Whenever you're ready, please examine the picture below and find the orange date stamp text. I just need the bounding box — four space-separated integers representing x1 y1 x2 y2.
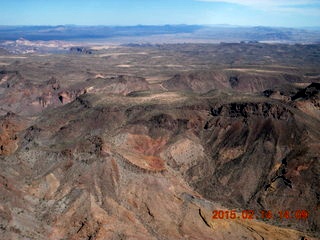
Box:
212 209 309 221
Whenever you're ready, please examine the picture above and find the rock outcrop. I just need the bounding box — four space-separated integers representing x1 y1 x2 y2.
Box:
163 70 305 93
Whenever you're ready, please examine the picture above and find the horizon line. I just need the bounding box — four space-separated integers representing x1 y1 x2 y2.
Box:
1 24 320 29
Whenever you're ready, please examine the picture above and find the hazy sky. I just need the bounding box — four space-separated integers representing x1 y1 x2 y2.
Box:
1 0 320 27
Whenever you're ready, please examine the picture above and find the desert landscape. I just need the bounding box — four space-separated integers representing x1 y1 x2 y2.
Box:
0 27 319 239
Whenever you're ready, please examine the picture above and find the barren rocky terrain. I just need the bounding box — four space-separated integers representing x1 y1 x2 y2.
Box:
0 43 319 239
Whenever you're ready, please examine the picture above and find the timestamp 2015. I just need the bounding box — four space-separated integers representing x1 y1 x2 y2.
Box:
212 209 309 221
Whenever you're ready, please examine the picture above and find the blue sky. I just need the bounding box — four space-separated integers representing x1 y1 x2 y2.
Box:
1 0 319 27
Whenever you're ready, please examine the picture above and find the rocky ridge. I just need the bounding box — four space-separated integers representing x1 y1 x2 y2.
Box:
0 88 319 239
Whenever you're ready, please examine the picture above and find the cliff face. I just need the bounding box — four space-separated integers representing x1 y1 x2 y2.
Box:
163 70 305 93
0 70 149 116
188 101 319 232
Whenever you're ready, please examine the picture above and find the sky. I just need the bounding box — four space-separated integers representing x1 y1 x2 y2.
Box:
0 0 319 27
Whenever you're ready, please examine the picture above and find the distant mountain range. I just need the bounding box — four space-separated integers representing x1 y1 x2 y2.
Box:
0 25 320 43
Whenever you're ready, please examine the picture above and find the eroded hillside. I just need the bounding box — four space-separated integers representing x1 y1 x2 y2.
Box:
0 43 319 239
